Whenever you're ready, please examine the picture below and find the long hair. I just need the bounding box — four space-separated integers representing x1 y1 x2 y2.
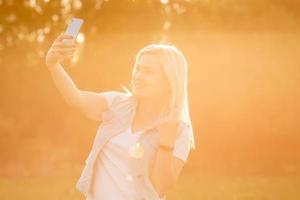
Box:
121 44 196 150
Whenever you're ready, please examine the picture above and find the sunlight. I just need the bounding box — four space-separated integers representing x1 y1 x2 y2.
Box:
173 2 186 15
128 142 144 159
43 25 50 34
160 0 169 5
17 33 25 40
6 13 16 23
73 0 82 10
27 31 36 43
126 174 133 182
163 20 171 31
76 32 85 44
2 1 300 199
37 33 45 44
29 0 36 8
51 14 59 22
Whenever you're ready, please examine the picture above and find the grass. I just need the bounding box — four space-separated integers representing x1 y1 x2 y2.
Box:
169 173 300 200
0 173 299 200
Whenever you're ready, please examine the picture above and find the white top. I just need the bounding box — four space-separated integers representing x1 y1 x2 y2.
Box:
87 91 191 200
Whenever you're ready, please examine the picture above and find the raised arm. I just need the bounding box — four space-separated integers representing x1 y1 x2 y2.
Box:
45 34 109 122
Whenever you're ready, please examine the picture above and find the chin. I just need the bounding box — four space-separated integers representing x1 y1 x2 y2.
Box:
132 88 152 99
132 90 147 99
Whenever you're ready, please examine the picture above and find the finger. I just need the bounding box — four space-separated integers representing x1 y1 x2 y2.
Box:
52 51 74 60
58 52 75 57
55 33 74 42
51 46 77 52
61 54 75 61
50 50 64 58
49 52 72 62
58 33 74 42
52 41 76 48
54 41 76 46
52 48 76 55
62 39 76 46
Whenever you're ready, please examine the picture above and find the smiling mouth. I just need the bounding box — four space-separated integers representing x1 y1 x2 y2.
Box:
134 83 144 88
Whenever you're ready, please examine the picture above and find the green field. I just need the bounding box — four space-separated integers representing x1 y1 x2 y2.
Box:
1 174 299 200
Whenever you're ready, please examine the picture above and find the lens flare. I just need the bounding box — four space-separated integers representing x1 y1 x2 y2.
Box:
76 32 85 44
128 142 144 159
160 0 169 5
126 174 133 181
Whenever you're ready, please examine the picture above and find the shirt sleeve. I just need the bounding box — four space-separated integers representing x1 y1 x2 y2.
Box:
172 124 191 163
99 91 120 108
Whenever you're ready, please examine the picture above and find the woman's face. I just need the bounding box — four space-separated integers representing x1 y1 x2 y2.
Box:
131 54 170 99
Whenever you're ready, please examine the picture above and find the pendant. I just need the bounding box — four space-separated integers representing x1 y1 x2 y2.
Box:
128 142 144 159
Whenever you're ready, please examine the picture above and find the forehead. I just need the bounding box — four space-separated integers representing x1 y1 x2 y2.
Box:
136 54 161 71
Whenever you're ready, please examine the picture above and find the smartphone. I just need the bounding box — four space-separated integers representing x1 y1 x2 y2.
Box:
63 17 84 45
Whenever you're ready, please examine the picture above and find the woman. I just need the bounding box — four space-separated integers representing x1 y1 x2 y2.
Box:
46 33 196 200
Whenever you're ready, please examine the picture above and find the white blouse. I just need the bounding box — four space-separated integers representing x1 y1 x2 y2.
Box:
87 91 191 200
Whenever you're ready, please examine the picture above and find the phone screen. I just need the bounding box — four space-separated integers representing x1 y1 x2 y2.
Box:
65 18 84 38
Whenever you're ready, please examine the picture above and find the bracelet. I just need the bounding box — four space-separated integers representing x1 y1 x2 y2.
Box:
158 144 174 152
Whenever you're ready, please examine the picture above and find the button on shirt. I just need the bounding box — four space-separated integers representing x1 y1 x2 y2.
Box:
89 127 142 200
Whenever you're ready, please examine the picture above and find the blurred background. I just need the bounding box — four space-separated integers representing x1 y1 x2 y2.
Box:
0 0 300 199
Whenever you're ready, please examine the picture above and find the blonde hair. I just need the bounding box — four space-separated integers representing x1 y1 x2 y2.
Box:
121 44 195 150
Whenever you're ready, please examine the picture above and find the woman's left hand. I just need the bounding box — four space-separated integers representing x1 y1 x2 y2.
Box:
156 120 180 146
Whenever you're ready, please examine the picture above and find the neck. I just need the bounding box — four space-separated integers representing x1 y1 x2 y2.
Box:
135 95 168 119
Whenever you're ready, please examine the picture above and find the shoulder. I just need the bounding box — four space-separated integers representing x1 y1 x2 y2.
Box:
173 121 192 163
177 121 191 139
99 91 131 106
